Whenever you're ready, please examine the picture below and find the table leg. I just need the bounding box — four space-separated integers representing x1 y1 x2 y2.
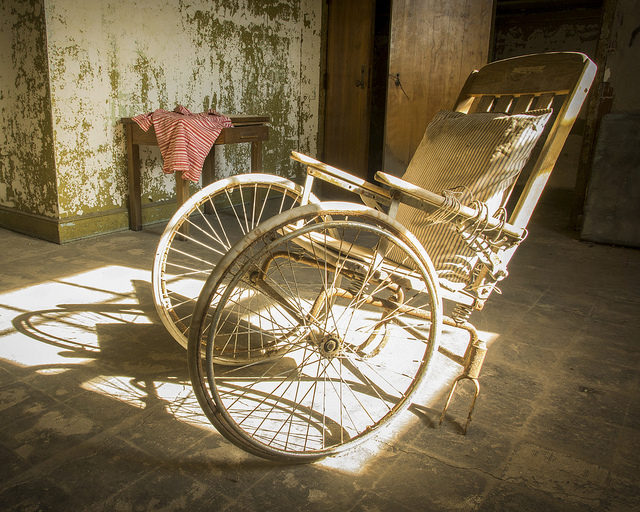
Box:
126 124 143 231
203 146 216 215
251 140 263 171
175 173 190 236
202 146 216 187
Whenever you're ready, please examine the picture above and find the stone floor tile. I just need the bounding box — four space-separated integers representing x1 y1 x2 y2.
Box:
484 332 560 377
477 481 603 512
588 297 640 325
0 381 61 432
42 435 157 510
505 305 585 350
19 365 98 404
63 386 169 433
116 405 217 460
0 400 103 468
0 476 74 512
572 329 640 371
535 288 599 315
501 442 609 505
0 361 18 385
226 462 368 512
466 361 545 433
525 407 620 467
611 425 640 480
400 411 513 477
544 378 634 428
370 448 488 511
470 299 532 336
604 474 640 512
0 443 33 487
557 354 637 393
100 465 232 512
348 491 414 512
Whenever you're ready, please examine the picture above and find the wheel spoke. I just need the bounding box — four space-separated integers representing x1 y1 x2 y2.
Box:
153 176 309 350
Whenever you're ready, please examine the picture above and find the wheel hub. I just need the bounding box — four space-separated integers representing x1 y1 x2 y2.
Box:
318 335 342 358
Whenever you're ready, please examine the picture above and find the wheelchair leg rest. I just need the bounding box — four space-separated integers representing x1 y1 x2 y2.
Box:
439 375 481 435
439 333 487 434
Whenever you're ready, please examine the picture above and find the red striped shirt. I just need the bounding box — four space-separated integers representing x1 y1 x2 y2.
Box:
133 106 232 182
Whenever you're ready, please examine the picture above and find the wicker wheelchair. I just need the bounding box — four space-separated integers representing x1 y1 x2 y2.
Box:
152 52 596 462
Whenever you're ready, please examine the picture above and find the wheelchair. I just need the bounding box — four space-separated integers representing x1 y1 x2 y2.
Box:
152 52 596 462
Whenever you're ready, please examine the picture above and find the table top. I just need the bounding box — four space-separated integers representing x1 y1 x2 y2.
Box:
121 114 270 127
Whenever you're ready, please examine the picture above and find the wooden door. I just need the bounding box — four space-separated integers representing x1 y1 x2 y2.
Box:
384 0 494 175
323 0 376 180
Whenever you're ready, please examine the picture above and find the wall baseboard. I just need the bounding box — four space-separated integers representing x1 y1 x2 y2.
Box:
0 205 61 243
0 200 177 244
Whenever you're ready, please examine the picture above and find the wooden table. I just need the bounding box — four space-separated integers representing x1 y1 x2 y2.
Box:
121 115 269 231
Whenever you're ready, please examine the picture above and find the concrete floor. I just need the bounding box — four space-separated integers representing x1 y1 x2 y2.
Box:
0 191 639 511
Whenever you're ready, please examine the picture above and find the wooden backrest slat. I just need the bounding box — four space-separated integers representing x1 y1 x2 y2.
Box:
511 94 534 113
532 93 555 110
474 95 495 113
492 96 514 113
454 52 586 97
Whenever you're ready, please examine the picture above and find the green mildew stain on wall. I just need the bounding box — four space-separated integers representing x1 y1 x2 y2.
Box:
180 1 316 182
246 0 300 21
140 146 175 203
1 0 320 240
133 52 168 110
0 0 58 218
237 27 298 178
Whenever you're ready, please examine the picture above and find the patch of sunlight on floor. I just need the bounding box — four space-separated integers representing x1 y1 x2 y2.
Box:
0 263 502 474
81 376 213 428
0 265 151 368
319 329 500 474
0 263 215 431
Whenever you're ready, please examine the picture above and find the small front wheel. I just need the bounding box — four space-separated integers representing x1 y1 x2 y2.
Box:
152 174 317 349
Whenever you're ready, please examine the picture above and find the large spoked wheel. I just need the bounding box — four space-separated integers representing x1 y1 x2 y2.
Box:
188 202 442 462
152 174 318 349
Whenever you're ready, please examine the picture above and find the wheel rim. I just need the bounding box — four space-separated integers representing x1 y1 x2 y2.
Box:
197 209 441 460
152 174 314 350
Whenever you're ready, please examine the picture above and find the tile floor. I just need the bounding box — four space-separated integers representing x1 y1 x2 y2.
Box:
0 191 638 511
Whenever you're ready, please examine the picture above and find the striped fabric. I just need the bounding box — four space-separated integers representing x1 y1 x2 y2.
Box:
388 109 551 287
133 106 232 182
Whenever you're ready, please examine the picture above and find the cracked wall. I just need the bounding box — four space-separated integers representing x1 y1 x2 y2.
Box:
1 0 322 242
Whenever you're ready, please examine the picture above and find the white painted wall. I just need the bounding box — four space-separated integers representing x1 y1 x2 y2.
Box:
42 0 322 218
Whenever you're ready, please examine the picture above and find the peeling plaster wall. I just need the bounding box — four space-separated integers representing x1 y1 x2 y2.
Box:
44 0 322 233
0 0 57 219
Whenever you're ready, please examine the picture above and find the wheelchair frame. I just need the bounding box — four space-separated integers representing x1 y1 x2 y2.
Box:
152 52 596 462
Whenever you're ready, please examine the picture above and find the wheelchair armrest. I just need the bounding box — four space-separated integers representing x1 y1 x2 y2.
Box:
375 171 525 241
291 151 391 208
